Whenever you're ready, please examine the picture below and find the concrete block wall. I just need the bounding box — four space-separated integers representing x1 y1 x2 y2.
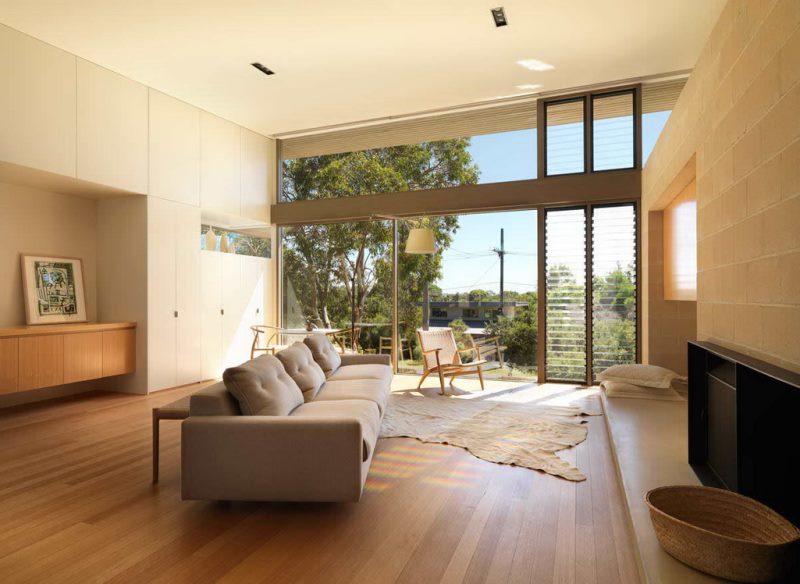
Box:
643 0 800 373
646 211 697 376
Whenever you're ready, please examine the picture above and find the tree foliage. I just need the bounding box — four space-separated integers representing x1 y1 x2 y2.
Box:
282 140 479 329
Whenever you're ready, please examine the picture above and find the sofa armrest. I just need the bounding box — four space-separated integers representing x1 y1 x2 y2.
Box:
181 415 366 502
339 353 391 366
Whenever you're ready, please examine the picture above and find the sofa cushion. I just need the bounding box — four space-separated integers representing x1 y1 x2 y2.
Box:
275 342 326 402
303 334 342 377
315 379 390 414
290 399 380 462
222 355 304 416
328 363 392 384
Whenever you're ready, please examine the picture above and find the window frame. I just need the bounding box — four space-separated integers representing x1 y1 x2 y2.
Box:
538 85 642 179
591 89 638 173
539 200 640 384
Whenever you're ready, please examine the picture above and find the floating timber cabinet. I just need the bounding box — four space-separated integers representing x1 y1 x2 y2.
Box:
0 322 136 393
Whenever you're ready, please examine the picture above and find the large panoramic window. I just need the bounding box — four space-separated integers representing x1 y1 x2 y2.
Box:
470 129 537 183
282 220 392 351
397 210 538 380
281 129 537 204
281 210 539 381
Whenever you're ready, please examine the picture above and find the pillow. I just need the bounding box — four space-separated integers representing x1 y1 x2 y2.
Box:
303 334 342 377
275 342 326 402
601 380 684 401
597 364 683 389
222 354 303 416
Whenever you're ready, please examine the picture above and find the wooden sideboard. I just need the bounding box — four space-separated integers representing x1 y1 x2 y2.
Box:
0 322 136 393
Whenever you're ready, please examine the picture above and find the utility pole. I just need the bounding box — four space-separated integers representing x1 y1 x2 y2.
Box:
493 228 506 316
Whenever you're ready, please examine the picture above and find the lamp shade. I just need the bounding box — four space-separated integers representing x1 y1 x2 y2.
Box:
405 228 436 254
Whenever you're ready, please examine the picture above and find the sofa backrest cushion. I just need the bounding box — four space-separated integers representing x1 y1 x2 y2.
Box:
275 342 326 401
222 354 304 416
303 334 342 377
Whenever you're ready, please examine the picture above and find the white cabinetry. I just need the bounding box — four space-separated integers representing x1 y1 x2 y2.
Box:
201 112 241 216
149 90 201 206
148 197 201 391
0 25 76 176
240 128 272 222
76 59 148 193
200 251 267 379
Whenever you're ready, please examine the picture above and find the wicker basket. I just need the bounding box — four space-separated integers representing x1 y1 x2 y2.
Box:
646 485 800 583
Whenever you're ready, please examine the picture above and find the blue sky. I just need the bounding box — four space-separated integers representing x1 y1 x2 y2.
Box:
435 111 670 294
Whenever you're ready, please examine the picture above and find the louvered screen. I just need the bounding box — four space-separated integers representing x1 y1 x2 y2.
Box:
591 204 637 379
545 99 585 176
592 92 634 171
280 79 686 160
545 207 587 383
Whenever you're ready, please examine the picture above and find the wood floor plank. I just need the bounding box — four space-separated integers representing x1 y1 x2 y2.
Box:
0 381 640 584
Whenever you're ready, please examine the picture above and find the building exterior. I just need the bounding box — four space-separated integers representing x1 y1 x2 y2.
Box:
427 301 528 332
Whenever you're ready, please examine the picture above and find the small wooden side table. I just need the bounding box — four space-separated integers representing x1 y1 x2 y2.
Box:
152 396 191 483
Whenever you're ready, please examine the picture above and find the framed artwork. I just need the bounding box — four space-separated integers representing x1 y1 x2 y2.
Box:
20 255 87 325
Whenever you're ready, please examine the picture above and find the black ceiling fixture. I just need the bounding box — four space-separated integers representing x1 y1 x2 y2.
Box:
251 62 275 76
491 7 507 27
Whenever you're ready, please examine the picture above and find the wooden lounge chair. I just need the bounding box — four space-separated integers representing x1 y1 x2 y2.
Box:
326 326 361 353
379 336 412 361
416 328 488 394
467 333 506 368
250 325 282 359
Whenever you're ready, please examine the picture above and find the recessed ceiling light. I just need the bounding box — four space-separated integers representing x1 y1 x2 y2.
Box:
516 84 543 91
516 59 554 72
491 7 508 27
251 62 275 76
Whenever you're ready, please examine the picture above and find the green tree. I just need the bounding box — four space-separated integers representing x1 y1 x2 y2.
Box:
485 298 538 373
467 289 494 302
282 140 479 331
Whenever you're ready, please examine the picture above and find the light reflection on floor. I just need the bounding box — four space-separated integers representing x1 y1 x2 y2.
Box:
365 376 598 493
364 440 485 493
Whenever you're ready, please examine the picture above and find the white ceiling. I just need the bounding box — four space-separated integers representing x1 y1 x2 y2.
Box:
0 0 725 137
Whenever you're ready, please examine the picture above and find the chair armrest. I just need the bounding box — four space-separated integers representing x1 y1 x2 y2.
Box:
420 347 442 355
182 416 366 501
339 353 391 366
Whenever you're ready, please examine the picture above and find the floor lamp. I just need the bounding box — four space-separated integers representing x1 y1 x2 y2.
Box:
405 227 436 331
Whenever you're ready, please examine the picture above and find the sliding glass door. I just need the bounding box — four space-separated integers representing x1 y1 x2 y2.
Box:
281 220 392 351
397 210 538 381
280 203 636 385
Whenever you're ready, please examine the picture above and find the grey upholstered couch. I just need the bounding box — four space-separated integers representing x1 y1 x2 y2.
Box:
181 334 392 502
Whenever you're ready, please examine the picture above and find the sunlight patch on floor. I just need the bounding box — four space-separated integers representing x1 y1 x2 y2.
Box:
390 373 600 409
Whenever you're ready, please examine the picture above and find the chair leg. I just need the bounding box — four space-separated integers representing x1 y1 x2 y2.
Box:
477 365 485 390
417 370 431 389
437 369 446 395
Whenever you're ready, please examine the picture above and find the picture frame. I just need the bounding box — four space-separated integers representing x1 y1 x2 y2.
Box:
20 254 88 325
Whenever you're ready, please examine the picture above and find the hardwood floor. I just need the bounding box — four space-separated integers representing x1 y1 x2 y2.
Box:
0 378 640 583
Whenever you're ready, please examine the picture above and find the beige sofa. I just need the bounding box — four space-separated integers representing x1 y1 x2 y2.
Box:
181 335 392 502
